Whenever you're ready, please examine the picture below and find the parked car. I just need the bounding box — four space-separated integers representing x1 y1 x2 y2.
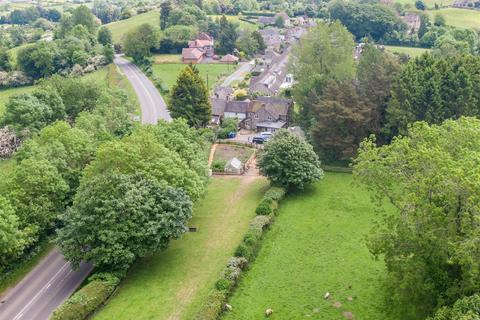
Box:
260 132 273 141
252 136 266 144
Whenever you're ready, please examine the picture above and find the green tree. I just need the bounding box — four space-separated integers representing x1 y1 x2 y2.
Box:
160 0 172 30
434 13 446 27
17 41 59 79
169 65 211 128
1 90 65 134
97 26 112 45
0 196 28 270
123 23 159 64
0 47 12 71
57 172 193 271
103 44 114 63
9 158 69 237
428 294 480 320
353 117 480 319
71 5 97 34
415 0 426 10
258 130 323 190
16 121 94 198
83 126 207 201
290 21 355 132
275 15 285 28
216 15 237 54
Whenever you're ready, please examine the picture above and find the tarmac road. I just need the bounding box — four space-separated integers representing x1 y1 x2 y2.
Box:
0 249 93 320
114 55 172 123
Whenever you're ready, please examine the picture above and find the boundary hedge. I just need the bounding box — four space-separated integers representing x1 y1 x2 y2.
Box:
50 273 120 320
194 186 286 320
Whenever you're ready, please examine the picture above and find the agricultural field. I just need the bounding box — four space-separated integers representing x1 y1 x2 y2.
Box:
393 0 454 8
94 176 269 320
384 45 431 57
426 8 480 29
214 144 255 163
106 10 159 43
224 173 394 320
152 63 236 92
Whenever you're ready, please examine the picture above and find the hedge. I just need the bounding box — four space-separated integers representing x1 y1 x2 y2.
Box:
193 187 285 320
50 273 120 320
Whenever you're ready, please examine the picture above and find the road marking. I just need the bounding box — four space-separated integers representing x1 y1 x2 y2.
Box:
12 262 70 320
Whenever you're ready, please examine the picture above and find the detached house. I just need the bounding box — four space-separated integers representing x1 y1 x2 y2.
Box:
182 32 214 63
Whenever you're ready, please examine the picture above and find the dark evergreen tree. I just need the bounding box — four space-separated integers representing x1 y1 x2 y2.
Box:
169 65 211 127
216 15 237 54
160 1 172 31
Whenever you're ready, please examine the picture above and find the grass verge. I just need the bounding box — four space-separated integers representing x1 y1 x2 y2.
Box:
223 173 394 320
93 176 269 320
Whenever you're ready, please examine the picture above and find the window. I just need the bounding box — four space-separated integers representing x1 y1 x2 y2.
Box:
267 115 273 121
254 114 259 119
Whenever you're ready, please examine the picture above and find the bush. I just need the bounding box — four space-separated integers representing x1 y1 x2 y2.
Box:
255 199 272 215
50 273 119 320
264 187 286 202
194 290 227 320
211 159 226 172
234 243 252 259
215 278 232 291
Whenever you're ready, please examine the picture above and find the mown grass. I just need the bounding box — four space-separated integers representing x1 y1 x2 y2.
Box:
209 14 259 31
152 63 235 92
384 45 431 57
94 176 269 320
426 8 480 29
393 0 454 8
223 173 394 320
106 10 159 43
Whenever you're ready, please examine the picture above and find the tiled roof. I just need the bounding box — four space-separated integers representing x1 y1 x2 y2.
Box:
182 47 203 60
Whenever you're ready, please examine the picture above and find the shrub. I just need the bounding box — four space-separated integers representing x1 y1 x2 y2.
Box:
264 187 286 202
50 274 119 320
234 243 252 259
194 290 227 320
215 278 231 291
211 159 226 172
255 199 272 215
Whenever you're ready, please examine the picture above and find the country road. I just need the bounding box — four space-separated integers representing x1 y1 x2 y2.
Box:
0 249 93 320
114 55 172 123
0 58 172 320
221 60 254 87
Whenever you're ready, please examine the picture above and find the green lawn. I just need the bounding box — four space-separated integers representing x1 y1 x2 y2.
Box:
152 63 236 92
426 8 480 29
224 173 394 320
384 45 431 57
393 0 454 8
106 10 159 43
94 176 269 320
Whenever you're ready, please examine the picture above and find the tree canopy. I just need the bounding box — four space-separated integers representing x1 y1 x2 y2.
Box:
258 130 323 190
354 117 480 319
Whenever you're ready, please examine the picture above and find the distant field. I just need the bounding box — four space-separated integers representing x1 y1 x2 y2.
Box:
94 177 269 320
152 63 235 92
393 0 454 8
106 10 159 43
426 8 480 29
224 173 394 320
153 54 182 64
384 45 431 57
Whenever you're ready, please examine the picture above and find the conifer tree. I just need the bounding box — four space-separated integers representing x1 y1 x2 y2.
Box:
169 65 211 127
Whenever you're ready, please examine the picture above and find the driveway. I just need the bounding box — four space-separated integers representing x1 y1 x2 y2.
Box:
114 55 172 124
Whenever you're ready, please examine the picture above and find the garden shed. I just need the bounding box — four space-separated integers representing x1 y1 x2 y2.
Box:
225 157 243 174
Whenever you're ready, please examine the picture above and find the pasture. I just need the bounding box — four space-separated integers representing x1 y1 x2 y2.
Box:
223 173 394 320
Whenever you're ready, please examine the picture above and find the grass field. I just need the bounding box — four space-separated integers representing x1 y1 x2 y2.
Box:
94 176 269 320
152 63 235 92
224 173 394 320
426 8 480 29
106 10 159 43
153 53 182 64
384 45 431 57
393 0 454 8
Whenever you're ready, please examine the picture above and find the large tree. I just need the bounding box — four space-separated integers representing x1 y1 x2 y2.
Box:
216 15 238 54
160 0 172 31
384 54 480 138
169 65 211 128
258 130 323 190
123 23 159 64
0 196 28 270
57 172 193 271
97 26 112 46
290 21 355 132
354 117 480 319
